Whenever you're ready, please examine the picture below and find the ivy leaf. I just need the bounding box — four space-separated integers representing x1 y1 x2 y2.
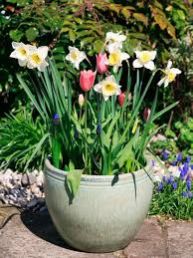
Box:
9 29 23 41
66 169 82 198
25 28 39 41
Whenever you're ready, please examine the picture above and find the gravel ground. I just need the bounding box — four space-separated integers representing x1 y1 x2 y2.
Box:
0 169 46 213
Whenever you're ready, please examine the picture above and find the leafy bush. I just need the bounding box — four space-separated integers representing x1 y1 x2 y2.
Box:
0 107 49 171
175 118 193 155
168 23 193 119
150 119 193 159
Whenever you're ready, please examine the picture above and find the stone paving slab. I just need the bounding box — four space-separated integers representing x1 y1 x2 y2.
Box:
0 211 193 258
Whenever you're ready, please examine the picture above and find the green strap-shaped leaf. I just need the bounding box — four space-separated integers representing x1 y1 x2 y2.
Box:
66 169 82 198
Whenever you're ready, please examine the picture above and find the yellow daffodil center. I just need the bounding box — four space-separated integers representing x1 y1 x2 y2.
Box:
31 54 42 65
109 52 121 66
167 71 176 82
19 47 27 56
140 51 152 63
102 82 117 96
70 51 78 61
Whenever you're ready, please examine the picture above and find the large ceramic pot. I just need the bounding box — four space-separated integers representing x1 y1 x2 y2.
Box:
44 159 154 253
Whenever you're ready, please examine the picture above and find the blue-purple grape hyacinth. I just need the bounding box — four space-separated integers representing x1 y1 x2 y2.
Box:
154 151 193 198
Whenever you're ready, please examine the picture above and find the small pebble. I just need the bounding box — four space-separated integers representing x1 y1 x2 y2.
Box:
21 174 29 186
27 198 38 208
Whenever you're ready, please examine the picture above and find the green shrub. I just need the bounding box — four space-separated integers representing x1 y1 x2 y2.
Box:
0 107 49 171
175 118 193 155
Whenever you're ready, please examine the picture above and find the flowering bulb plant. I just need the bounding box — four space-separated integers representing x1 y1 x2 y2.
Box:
11 32 181 196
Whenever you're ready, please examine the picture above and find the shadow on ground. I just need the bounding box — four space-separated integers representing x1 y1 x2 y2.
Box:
20 210 74 250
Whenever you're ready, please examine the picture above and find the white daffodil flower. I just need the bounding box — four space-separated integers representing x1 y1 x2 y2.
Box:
27 46 49 72
158 60 181 88
107 49 130 72
94 75 121 101
66 46 86 70
133 50 157 71
105 32 126 52
10 42 36 67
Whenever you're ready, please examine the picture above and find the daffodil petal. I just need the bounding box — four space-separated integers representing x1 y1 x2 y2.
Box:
10 50 17 59
157 77 165 87
133 59 143 68
38 61 49 72
144 61 155 71
38 46 49 59
107 75 116 83
12 42 21 49
94 83 102 92
18 59 27 67
164 80 169 88
150 51 157 60
135 51 141 59
121 52 130 60
171 68 181 75
167 60 173 69
104 95 109 101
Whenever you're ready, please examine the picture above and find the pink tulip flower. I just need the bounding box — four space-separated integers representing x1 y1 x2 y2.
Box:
96 53 108 74
79 70 96 92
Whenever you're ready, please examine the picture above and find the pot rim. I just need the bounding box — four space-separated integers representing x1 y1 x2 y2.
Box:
44 154 154 184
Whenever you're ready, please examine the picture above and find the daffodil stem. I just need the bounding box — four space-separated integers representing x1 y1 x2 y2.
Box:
119 70 158 144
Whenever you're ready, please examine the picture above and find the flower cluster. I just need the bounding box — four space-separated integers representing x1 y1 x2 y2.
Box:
10 31 182 178
10 42 49 71
154 152 193 199
62 32 181 102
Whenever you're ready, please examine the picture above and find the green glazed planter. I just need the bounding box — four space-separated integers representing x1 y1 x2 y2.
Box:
44 159 154 253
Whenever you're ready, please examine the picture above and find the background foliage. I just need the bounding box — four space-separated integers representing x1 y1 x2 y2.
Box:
0 0 191 112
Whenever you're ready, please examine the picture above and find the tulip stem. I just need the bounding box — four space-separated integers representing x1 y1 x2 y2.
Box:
84 92 89 173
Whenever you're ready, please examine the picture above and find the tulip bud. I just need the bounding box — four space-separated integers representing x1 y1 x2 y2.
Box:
96 53 108 74
78 94 85 107
79 70 96 92
118 92 126 107
143 107 151 121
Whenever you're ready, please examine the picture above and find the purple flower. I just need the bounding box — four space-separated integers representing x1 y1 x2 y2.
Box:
186 179 192 191
186 156 191 163
157 182 164 192
171 160 177 166
162 176 167 182
188 192 193 198
172 182 178 190
182 191 188 198
180 162 189 180
162 150 169 161
96 124 102 135
53 113 60 125
167 175 174 185
176 153 182 162
191 164 193 170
